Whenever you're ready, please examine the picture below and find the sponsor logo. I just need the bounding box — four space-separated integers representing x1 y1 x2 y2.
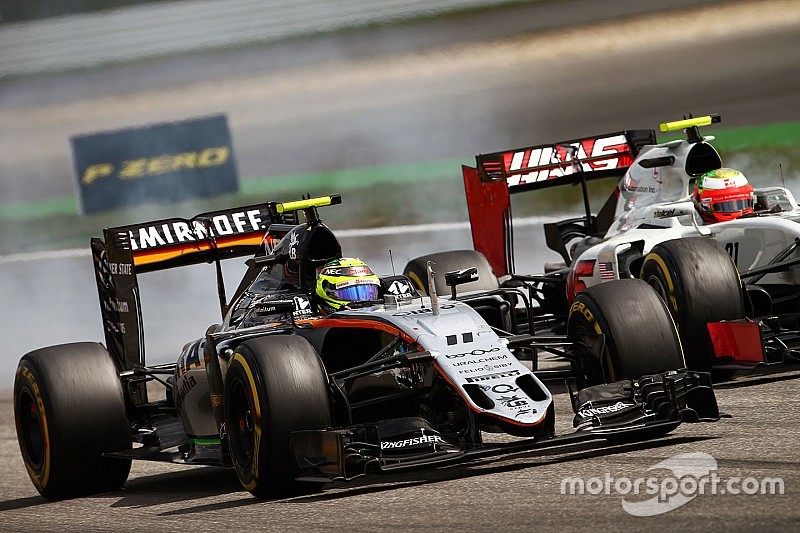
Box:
654 208 676 218
465 369 520 383
102 299 130 313
481 383 519 394
498 394 529 409
446 347 501 359
452 354 509 367
387 279 414 298
335 278 379 289
459 364 493 374
109 262 133 276
293 296 313 317
81 147 230 185
126 208 266 251
288 231 300 260
381 428 444 450
570 301 595 323
392 304 456 317
175 374 197 411
577 401 634 419
504 135 631 187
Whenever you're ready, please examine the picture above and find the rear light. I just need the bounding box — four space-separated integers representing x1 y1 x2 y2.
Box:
567 259 595 303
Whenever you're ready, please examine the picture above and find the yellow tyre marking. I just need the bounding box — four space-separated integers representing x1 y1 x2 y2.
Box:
406 271 427 295
644 252 679 312
663 308 688 368
644 252 688 366
570 300 615 382
232 352 262 491
18 365 51 491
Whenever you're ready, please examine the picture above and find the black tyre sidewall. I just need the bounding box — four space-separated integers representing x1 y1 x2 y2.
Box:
568 279 686 386
640 238 745 372
224 335 332 497
13 343 131 500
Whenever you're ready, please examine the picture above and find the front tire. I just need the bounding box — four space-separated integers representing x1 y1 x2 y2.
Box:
224 335 332 498
568 279 685 387
14 343 131 500
640 238 745 373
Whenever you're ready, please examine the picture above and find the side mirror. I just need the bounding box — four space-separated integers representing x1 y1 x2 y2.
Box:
444 267 479 300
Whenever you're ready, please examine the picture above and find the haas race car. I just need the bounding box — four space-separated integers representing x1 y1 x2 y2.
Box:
14 195 719 500
433 114 800 379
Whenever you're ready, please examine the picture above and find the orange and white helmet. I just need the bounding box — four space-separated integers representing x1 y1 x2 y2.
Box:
692 168 754 223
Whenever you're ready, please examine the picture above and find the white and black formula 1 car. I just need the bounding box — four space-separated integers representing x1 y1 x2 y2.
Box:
14 195 718 500
428 114 800 379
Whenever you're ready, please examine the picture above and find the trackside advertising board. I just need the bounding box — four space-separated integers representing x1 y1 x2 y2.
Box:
71 114 238 214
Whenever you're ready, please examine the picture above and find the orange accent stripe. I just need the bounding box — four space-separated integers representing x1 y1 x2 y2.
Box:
307 317 417 344
132 234 264 266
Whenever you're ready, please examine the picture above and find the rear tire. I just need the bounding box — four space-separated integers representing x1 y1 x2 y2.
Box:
224 335 332 498
14 343 131 500
403 250 499 295
640 238 745 374
568 279 685 387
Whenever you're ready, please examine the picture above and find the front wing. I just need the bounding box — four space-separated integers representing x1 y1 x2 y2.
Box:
291 369 719 482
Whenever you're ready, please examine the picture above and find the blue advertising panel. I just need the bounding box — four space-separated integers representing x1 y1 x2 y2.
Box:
71 114 238 214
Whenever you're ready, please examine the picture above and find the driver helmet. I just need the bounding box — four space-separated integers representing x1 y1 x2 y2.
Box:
692 168 755 223
315 257 381 313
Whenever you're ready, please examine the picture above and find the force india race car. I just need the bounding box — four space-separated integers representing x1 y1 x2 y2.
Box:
14 195 719 500
435 114 800 379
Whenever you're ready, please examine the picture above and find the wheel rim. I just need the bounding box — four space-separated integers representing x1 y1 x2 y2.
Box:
227 377 255 467
570 323 610 385
17 388 45 471
645 275 669 306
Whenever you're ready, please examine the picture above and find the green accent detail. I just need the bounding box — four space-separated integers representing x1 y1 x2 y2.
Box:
0 196 78 220
188 436 221 446
240 158 469 196
658 121 800 149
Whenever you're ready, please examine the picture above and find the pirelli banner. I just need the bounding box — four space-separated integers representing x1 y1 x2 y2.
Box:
70 114 238 214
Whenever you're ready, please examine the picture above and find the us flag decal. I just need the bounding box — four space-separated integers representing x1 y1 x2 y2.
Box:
598 262 615 280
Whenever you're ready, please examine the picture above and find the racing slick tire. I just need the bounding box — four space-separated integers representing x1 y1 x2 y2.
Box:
567 278 685 388
14 342 132 500
403 250 499 296
224 335 332 498
640 238 745 376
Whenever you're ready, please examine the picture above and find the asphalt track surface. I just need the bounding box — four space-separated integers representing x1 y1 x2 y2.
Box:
2 1 800 530
1 370 799 531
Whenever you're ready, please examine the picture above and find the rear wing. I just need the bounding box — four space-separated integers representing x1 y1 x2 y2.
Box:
475 130 654 193
464 130 655 276
91 195 340 373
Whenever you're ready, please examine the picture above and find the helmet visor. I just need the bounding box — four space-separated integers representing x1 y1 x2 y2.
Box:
711 198 753 213
331 283 380 302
